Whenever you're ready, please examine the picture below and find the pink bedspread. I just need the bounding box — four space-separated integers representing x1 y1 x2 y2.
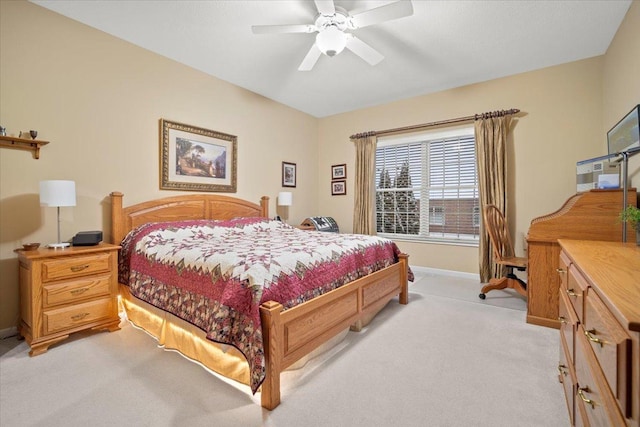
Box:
118 217 410 393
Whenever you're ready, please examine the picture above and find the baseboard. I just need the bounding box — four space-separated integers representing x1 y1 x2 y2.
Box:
410 265 480 281
0 326 18 340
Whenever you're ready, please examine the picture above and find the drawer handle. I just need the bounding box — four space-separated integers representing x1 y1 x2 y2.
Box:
557 364 568 377
577 387 596 409
558 316 567 324
70 312 90 321
584 329 604 347
556 268 566 274
566 288 579 297
70 264 90 272
70 288 89 295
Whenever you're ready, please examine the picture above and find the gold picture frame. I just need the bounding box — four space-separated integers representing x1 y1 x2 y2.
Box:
160 119 237 192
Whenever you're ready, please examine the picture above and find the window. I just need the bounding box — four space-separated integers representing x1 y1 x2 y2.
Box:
472 206 480 228
429 206 445 226
375 127 479 244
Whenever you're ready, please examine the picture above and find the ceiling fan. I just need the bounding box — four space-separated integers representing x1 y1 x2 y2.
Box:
251 0 414 71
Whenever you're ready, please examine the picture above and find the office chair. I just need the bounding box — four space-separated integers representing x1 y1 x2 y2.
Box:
478 204 527 300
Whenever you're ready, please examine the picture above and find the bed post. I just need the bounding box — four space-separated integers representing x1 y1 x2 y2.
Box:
260 196 269 218
399 253 409 305
110 192 124 245
259 300 283 410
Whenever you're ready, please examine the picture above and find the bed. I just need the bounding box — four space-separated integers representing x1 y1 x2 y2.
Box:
111 191 410 409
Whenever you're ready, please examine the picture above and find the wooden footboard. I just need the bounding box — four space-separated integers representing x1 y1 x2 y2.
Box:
260 253 409 409
110 191 409 410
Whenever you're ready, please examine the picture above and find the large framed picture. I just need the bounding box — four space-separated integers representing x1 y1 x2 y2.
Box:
331 180 346 196
331 164 347 180
607 104 640 155
160 119 237 192
282 161 296 187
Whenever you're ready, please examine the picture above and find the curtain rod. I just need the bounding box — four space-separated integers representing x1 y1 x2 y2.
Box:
349 108 520 140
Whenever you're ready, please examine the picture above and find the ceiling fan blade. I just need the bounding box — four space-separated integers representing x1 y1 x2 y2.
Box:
345 35 384 66
314 0 335 16
252 24 316 34
298 44 322 71
350 0 414 28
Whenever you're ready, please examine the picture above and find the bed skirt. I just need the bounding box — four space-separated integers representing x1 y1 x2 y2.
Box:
119 284 251 385
119 284 351 390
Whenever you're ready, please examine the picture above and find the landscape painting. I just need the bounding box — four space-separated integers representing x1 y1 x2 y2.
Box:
160 119 237 192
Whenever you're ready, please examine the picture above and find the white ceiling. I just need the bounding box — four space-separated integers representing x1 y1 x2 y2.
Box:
31 0 631 118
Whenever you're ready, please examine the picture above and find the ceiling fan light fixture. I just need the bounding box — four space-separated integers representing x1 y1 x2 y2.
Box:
316 26 346 57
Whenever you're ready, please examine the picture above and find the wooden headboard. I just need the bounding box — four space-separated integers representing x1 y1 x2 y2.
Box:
110 192 269 245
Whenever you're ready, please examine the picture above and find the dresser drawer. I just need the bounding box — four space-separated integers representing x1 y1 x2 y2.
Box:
558 251 571 291
43 297 116 334
559 335 576 426
43 275 112 307
583 288 632 417
41 253 111 282
574 397 589 427
567 265 589 322
575 325 626 427
559 289 578 365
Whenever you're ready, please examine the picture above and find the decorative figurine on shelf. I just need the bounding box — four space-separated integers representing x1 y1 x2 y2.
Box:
29 130 38 140
0 126 6 136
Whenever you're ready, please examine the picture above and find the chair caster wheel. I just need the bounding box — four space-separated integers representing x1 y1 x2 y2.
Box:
479 293 486 300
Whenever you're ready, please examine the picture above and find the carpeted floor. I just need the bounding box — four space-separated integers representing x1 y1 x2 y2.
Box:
0 268 567 427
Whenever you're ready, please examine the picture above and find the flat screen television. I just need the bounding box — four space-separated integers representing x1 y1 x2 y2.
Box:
607 104 640 155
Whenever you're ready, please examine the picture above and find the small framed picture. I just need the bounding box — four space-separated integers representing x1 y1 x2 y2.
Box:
331 164 347 180
282 161 296 187
331 180 346 196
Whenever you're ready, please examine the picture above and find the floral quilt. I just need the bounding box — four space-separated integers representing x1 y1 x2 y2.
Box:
118 217 410 393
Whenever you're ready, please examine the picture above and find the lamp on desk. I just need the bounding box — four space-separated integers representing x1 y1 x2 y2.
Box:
277 191 292 223
40 180 76 248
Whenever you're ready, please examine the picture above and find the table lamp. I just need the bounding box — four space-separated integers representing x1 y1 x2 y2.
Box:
278 191 292 223
40 180 76 248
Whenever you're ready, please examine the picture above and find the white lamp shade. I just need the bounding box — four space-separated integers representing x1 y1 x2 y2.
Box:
40 180 76 207
278 192 293 206
316 26 347 57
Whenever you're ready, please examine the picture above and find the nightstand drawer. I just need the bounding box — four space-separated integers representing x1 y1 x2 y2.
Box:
43 298 116 334
42 253 111 282
43 275 112 307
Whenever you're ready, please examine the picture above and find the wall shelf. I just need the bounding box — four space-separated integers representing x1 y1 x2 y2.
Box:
0 135 50 159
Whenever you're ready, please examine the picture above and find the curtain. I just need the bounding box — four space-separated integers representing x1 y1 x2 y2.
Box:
352 133 377 235
475 113 513 283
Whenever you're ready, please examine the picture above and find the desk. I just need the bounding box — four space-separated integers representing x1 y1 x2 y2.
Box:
526 189 636 328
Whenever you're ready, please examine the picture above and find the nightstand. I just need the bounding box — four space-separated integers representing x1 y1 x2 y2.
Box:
16 243 121 356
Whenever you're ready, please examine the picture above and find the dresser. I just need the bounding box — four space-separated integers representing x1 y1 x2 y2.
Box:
526 189 636 329
557 239 640 426
17 243 121 356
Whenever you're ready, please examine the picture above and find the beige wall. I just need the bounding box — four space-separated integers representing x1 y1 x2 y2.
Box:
1 1 638 331
318 57 605 270
0 1 318 330
318 1 639 272
603 0 640 190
